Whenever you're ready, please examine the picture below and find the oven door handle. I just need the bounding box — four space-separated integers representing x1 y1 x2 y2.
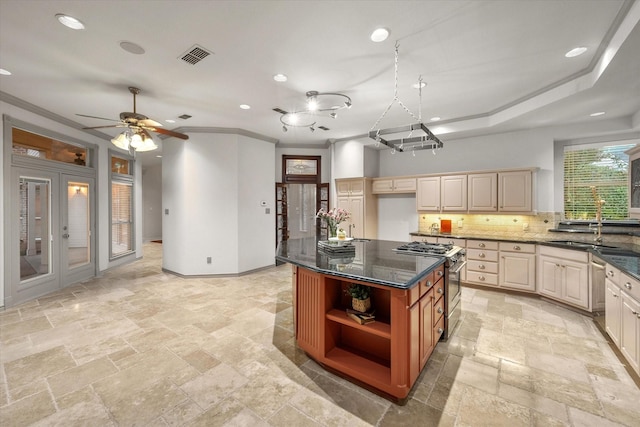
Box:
450 260 467 274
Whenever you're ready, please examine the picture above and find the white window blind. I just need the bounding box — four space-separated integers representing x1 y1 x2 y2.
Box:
111 181 132 256
563 142 635 220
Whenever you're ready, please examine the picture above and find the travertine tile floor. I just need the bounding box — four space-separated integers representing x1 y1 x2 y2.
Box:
1 242 640 426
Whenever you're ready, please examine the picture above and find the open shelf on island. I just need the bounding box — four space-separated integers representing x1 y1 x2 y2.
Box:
324 346 391 386
326 309 391 339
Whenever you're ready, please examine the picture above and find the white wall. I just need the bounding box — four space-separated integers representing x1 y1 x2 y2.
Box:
162 131 275 275
142 164 162 242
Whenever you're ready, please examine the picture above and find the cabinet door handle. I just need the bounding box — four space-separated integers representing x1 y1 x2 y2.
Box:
632 310 639 315
625 283 632 290
513 245 521 250
479 253 485 258
437 307 443 314
479 243 485 248
479 264 485 270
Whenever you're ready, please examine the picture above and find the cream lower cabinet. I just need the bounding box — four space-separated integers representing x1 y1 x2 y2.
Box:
499 242 536 292
335 178 377 239
465 240 499 286
537 246 589 310
620 291 640 374
605 276 622 347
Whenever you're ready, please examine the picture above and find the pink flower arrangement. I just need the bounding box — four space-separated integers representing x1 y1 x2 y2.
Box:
316 207 351 226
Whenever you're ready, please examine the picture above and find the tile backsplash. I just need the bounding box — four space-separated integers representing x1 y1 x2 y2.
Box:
417 212 636 246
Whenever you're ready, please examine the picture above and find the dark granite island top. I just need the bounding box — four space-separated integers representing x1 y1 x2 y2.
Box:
276 237 446 290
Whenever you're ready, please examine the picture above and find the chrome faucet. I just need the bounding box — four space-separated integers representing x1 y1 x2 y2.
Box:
590 186 605 245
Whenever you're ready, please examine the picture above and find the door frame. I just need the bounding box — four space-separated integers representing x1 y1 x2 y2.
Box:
3 115 99 308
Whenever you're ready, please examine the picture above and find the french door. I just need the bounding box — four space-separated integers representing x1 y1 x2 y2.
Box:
7 167 95 306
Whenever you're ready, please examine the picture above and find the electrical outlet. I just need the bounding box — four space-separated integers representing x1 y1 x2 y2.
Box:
457 220 463 228
206 257 212 264
523 223 529 231
164 208 169 215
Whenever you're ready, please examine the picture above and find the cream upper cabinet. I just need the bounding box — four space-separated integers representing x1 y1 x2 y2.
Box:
334 178 377 239
336 179 364 197
441 175 467 211
372 177 416 194
498 170 532 212
468 172 498 212
416 177 441 211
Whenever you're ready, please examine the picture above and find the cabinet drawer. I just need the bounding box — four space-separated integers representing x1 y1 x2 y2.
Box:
433 315 445 341
538 245 588 263
467 240 499 250
606 263 621 286
467 248 499 262
434 296 445 321
498 242 536 253
466 259 498 274
419 271 435 298
433 282 445 302
466 270 499 286
437 237 466 247
620 272 640 302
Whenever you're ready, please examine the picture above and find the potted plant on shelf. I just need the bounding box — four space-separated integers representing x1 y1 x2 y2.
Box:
345 283 372 313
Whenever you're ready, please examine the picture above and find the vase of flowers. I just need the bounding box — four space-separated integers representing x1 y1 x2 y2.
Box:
316 207 351 239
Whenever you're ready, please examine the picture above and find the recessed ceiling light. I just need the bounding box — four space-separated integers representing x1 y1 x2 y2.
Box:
119 41 145 55
273 73 288 82
430 117 441 122
370 27 390 42
565 47 587 58
165 119 176 123
590 111 605 117
240 104 251 110
0 68 11 75
412 82 426 89
55 13 85 30
156 155 162 158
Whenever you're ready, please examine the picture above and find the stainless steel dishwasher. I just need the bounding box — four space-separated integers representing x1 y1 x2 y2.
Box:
590 254 606 313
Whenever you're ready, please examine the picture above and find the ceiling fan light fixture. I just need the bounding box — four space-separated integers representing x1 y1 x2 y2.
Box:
133 135 158 152
56 13 85 30
111 132 131 151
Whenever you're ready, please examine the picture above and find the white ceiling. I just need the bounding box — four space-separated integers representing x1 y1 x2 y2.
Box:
1 0 639 165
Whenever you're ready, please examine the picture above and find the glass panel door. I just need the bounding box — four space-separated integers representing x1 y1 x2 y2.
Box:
18 177 52 281
61 175 95 285
287 184 317 240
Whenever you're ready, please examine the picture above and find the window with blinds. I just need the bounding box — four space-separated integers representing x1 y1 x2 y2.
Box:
563 142 635 220
111 181 133 256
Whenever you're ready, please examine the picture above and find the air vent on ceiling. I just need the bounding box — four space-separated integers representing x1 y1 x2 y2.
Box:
178 114 192 120
272 107 288 114
318 126 329 131
179 45 213 65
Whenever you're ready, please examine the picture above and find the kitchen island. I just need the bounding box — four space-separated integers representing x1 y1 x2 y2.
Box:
276 237 447 403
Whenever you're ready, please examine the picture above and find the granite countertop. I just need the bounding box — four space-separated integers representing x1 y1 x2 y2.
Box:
276 237 445 289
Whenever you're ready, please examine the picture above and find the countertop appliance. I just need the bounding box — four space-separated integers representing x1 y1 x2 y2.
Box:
394 241 466 339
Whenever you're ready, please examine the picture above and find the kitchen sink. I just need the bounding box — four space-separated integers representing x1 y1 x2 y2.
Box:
548 240 619 249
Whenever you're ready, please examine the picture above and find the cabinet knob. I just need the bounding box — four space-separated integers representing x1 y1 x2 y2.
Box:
479 264 485 270
479 253 485 258
437 288 444 294
632 310 639 315
437 328 444 334
607 270 615 277
479 275 485 281
437 307 443 314
625 282 632 290
513 245 521 250
437 271 443 276
427 280 432 287
479 243 485 248
613 293 619 298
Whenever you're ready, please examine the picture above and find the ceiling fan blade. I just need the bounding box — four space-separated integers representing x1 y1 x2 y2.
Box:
82 125 123 130
147 126 189 140
76 113 120 122
138 118 163 127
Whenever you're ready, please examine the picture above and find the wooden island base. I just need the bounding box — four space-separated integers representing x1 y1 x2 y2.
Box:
293 264 446 402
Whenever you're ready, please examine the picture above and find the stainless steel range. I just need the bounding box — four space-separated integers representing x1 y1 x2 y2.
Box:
394 241 466 339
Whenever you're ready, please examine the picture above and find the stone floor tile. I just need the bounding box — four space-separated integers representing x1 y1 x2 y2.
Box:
0 315 52 342
267 404 323 427
457 386 531 427
4 346 76 391
180 363 249 409
161 398 203 426
0 390 56 426
47 357 117 398
567 406 626 427
379 398 454 426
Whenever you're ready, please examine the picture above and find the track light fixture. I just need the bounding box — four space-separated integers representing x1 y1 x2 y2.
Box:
278 90 352 132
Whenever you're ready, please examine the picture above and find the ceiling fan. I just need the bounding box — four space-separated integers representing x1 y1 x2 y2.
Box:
77 86 189 141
